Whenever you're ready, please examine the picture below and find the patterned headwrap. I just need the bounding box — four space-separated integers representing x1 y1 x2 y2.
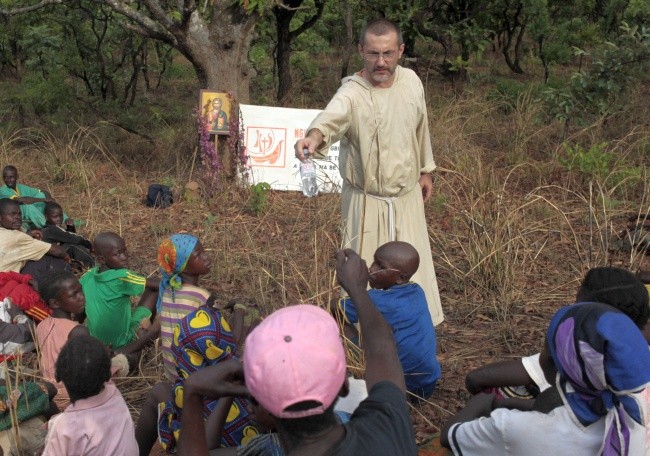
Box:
156 234 199 312
547 302 650 456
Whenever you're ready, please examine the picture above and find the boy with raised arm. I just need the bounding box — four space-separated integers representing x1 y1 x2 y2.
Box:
177 248 417 456
334 241 441 401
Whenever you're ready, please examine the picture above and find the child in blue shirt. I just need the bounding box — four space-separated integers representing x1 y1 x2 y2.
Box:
335 241 441 401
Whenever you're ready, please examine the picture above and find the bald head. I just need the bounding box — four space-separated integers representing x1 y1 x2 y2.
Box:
376 241 419 279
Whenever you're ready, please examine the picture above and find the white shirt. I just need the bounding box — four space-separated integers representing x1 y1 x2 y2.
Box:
448 404 647 456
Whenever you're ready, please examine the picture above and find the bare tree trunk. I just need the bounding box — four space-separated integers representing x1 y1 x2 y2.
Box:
176 6 257 102
275 6 293 105
340 0 354 79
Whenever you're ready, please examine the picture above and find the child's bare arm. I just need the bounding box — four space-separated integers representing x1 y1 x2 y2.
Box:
145 277 159 291
116 320 160 355
465 359 534 394
441 393 496 448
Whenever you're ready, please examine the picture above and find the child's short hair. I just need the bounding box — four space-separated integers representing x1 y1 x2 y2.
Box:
39 270 78 304
576 267 649 327
44 201 62 216
55 335 111 403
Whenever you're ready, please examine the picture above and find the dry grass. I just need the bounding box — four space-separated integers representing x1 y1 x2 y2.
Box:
1 84 648 452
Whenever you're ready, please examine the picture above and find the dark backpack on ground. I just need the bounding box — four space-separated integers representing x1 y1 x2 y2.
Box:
146 184 173 208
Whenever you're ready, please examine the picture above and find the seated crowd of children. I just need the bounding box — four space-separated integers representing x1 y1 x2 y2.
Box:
1 165 649 456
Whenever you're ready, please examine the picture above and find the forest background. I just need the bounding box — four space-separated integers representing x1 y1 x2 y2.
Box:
1 0 649 445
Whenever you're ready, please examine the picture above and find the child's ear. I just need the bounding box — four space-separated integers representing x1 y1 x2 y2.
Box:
395 274 408 285
48 298 60 310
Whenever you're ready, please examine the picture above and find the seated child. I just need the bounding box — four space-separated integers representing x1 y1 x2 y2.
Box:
35 271 128 410
442 302 650 455
42 335 138 456
41 202 94 269
0 199 70 284
157 233 212 382
465 267 650 402
80 232 159 355
334 241 441 401
0 165 72 230
0 380 58 455
136 303 259 455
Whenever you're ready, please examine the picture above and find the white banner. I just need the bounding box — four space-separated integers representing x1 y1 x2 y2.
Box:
240 104 342 193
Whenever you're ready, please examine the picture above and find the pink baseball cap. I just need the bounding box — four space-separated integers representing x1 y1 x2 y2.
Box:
243 304 347 419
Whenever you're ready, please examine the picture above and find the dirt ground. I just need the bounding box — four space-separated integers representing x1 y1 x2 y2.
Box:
7 148 648 453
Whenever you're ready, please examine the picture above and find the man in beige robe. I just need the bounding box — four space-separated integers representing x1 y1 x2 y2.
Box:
295 19 443 325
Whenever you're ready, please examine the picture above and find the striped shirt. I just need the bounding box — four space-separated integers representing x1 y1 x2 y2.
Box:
159 284 210 382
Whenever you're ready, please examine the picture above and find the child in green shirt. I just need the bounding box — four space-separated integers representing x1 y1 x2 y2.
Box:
80 232 159 354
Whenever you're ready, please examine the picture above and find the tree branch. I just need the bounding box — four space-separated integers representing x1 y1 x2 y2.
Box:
0 0 62 16
289 0 324 41
140 0 176 29
94 0 176 43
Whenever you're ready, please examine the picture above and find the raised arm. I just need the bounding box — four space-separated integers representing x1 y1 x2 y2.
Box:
335 249 405 392
178 360 247 456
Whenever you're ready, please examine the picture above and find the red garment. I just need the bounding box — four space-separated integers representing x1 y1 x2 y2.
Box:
0 271 51 322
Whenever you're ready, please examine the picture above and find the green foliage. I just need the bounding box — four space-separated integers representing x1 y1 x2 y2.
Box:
248 182 271 215
239 0 269 15
559 142 614 180
559 141 646 197
486 79 530 113
543 22 649 123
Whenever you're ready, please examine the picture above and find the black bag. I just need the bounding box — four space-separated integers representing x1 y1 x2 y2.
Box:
146 184 173 208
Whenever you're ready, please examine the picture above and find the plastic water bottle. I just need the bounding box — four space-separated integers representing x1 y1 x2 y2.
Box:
300 149 319 197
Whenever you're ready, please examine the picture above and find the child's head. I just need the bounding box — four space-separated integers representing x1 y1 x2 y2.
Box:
576 267 649 329
44 201 64 226
545 302 650 456
156 233 210 310
94 231 128 270
2 165 17 189
158 234 210 281
39 270 85 320
368 241 419 290
55 335 111 403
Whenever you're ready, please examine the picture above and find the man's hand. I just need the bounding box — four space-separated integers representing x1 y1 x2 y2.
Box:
335 249 369 294
419 173 433 202
184 359 249 400
294 129 324 162
28 229 43 240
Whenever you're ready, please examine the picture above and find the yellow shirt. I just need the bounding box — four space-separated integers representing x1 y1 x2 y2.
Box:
0 228 51 272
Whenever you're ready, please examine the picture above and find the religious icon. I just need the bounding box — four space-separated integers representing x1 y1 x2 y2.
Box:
199 90 232 135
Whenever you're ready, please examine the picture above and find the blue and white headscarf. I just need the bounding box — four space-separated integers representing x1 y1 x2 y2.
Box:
547 302 650 456
156 233 199 312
